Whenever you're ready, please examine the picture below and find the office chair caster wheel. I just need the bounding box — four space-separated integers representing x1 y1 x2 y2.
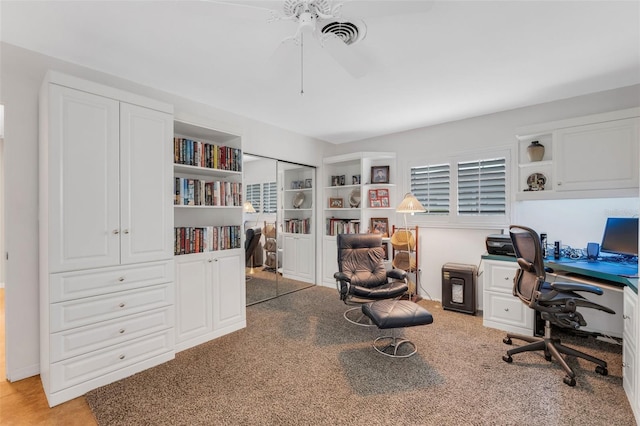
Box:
563 376 576 387
595 365 608 376
503 337 512 345
502 355 513 363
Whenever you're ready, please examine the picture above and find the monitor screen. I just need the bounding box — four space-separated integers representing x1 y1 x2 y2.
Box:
600 217 639 257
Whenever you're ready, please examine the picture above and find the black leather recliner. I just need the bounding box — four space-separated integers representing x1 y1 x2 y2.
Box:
334 233 408 325
245 226 262 267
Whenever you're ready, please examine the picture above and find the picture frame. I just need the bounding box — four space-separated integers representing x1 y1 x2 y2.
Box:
339 175 346 186
304 178 312 188
329 197 344 208
370 217 389 237
368 188 389 208
352 174 361 185
331 176 339 187
371 166 390 184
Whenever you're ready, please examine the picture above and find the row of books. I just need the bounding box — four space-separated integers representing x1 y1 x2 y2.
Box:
174 226 241 255
326 218 361 236
284 218 311 234
174 178 242 206
174 138 242 172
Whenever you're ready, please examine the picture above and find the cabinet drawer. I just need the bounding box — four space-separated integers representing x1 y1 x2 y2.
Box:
623 337 636 403
51 283 174 332
484 292 533 329
624 287 637 344
50 330 173 393
50 307 174 362
485 263 518 293
50 260 173 302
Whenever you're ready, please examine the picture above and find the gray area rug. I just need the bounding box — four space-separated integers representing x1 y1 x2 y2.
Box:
86 286 635 425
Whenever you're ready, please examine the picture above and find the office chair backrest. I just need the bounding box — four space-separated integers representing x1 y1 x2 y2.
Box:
509 225 546 306
336 233 387 288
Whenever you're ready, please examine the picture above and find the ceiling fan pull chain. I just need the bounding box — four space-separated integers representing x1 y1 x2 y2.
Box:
300 32 304 96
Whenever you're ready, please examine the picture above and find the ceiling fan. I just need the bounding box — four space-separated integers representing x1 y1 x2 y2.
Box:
212 1 433 93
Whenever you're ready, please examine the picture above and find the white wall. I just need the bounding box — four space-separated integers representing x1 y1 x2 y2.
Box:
325 85 640 305
0 42 333 381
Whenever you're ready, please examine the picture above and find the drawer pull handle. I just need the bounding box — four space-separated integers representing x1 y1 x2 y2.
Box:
504 277 509 280
119 329 125 334
623 315 631 320
123 229 129 234
119 303 126 308
113 229 120 235
119 355 125 360
504 308 509 312
118 277 125 282
208 259 213 263
623 362 629 368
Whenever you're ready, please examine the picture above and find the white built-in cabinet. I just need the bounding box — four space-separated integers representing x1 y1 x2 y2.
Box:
282 234 313 282
623 286 638 421
39 72 175 407
172 120 246 352
175 250 244 351
515 108 639 200
481 259 534 335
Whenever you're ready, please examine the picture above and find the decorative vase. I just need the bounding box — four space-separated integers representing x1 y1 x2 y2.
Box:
527 140 545 162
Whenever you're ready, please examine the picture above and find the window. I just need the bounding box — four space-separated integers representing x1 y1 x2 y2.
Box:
410 164 450 214
457 158 506 215
409 150 509 226
262 181 277 214
246 183 261 212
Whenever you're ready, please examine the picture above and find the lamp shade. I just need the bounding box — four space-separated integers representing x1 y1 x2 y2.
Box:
243 201 256 213
396 193 426 213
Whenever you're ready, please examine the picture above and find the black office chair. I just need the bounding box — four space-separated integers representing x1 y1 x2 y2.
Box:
503 225 616 386
334 233 409 325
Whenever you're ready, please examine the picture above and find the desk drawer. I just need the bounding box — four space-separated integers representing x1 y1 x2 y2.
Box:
50 260 173 302
50 283 173 332
484 292 533 330
50 307 174 362
50 330 173 393
485 262 518 293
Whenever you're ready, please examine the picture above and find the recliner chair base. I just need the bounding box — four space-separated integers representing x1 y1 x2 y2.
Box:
343 307 375 326
502 321 608 386
373 331 417 358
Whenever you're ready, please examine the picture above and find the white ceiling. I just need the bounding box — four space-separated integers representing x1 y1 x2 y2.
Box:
1 1 639 144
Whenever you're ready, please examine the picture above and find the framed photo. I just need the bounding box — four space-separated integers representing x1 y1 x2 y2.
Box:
329 197 344 208
352 174 361 185
331 176 339 187
370 217 389 237
339 175 346 186
368 188 389 208
304 178 312 188
371 166 390 184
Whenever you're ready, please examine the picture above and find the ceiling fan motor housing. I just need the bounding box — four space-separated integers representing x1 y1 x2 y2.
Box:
284 0 332 20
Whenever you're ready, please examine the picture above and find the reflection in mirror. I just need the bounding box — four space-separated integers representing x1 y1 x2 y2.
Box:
244 154 316 305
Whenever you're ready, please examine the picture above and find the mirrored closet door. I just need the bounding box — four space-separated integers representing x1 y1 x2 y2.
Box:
243 154 316 305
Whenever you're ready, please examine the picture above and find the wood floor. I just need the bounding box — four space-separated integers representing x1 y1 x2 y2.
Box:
0 288 97 425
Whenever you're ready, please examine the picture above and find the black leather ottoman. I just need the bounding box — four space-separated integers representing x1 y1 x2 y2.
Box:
362 299 434 357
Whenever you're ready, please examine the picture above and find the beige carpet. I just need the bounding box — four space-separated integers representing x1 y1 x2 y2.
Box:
86 286 635 425
245 268 313 305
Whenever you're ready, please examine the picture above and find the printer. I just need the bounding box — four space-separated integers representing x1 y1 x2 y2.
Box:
485 234 515 256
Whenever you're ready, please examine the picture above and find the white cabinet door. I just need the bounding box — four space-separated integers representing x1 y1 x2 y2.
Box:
48 85 120 272
322 237 338 286
282 234 297 276
212 251 245 330
120 103 173 264
175 255 212 344
554 118 639 192
294 234 313 281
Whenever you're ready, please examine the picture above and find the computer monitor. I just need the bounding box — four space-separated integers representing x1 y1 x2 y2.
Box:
600 217 638 257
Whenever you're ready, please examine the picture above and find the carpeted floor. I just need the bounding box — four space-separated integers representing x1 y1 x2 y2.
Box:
86 286 635 425
246 268 313 305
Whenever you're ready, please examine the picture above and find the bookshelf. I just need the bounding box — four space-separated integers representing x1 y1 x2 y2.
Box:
173 120 246 352
322 152 397 285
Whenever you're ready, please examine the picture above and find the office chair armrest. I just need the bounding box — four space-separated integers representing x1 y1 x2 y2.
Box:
387 269 407 281
550 281 604 296
334 272 351 283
